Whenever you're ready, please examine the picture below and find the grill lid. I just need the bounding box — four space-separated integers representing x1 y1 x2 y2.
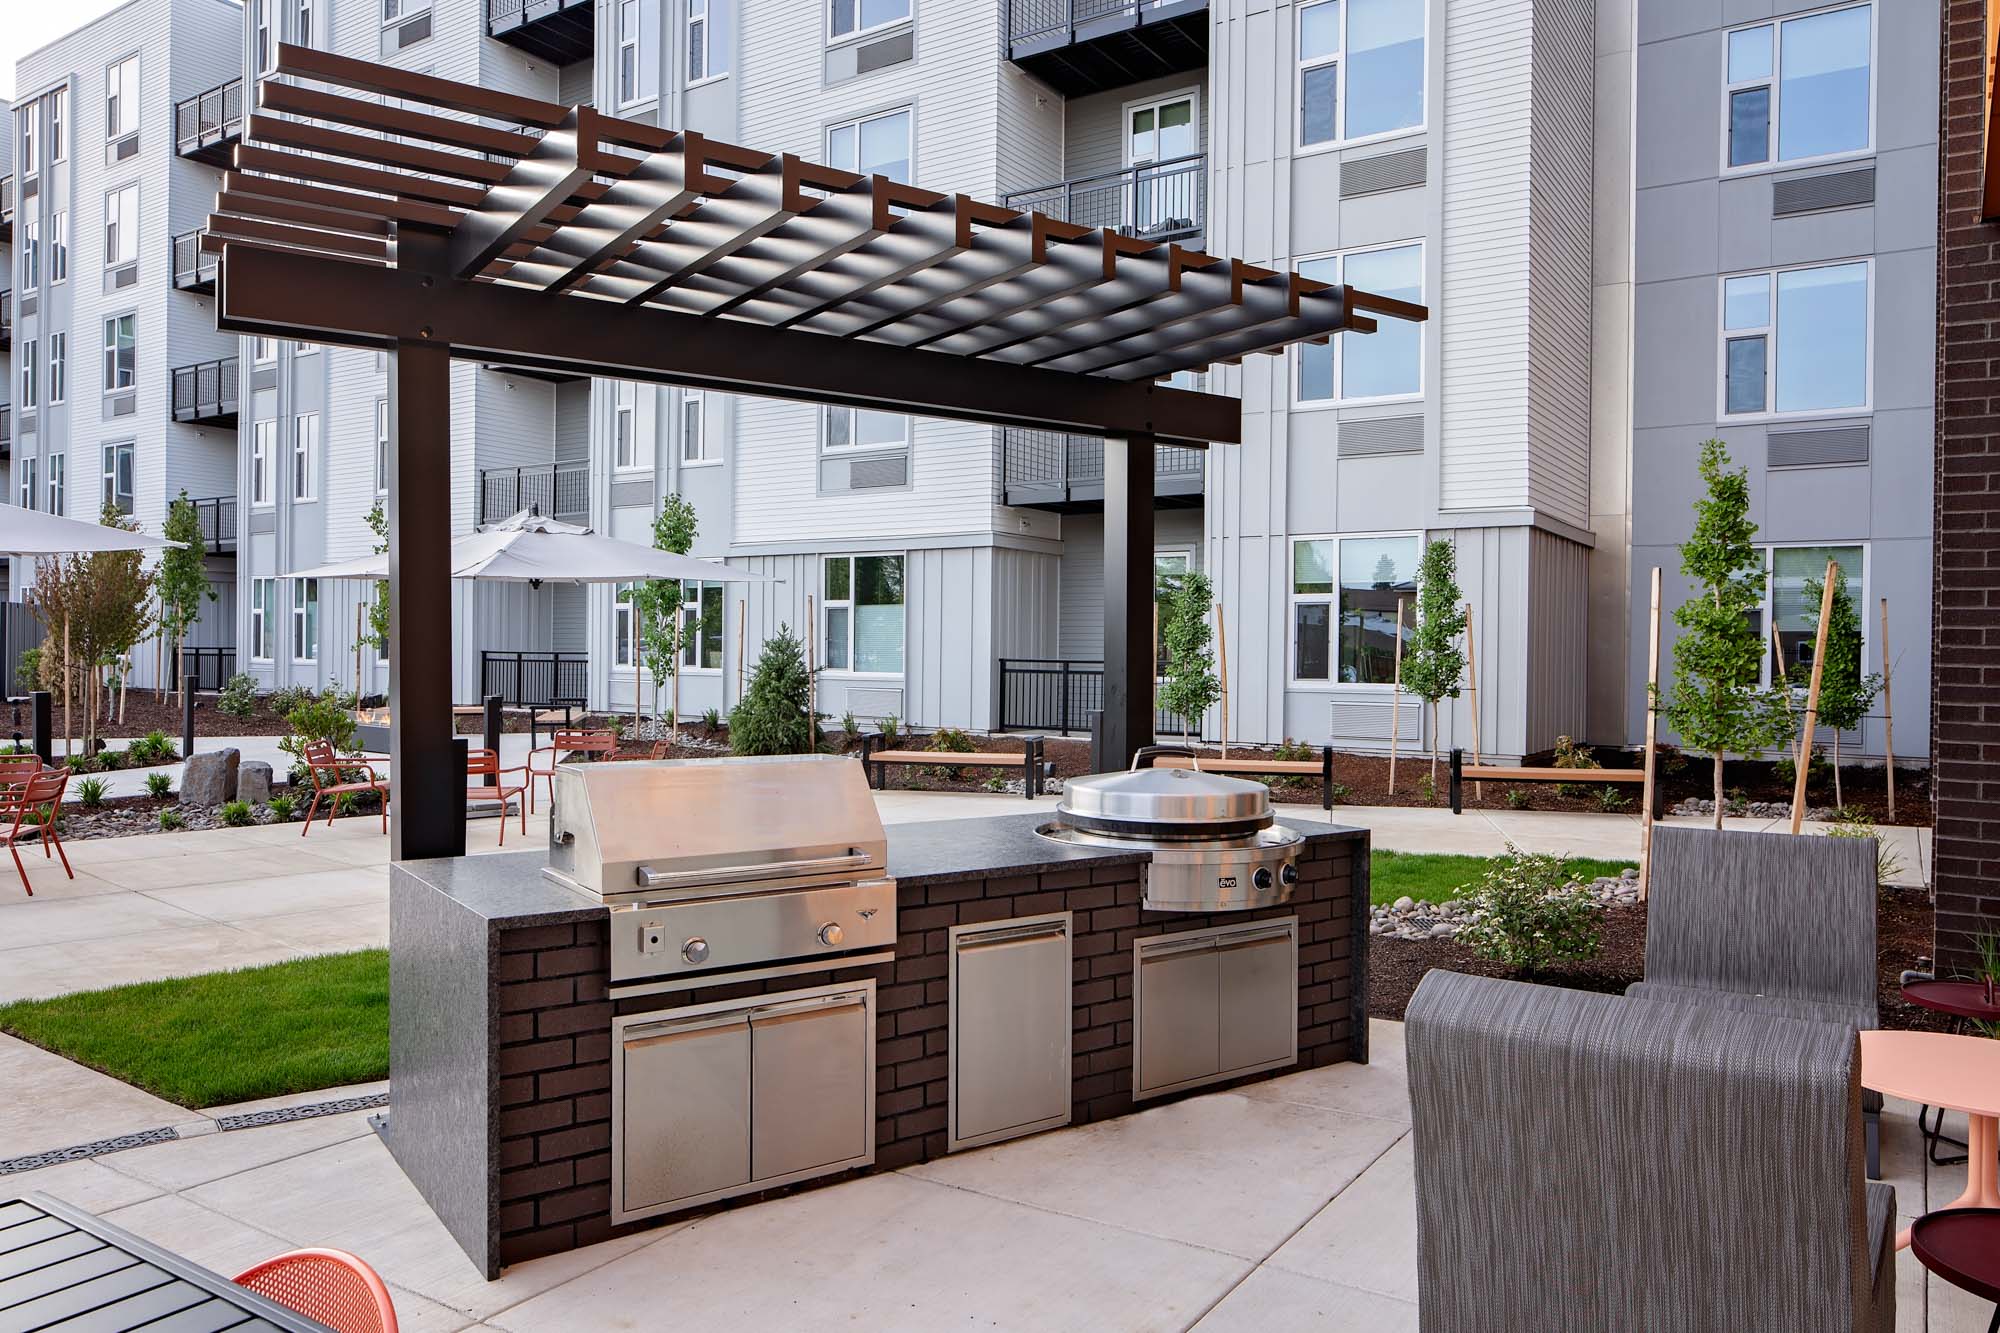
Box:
1056 765 1273 839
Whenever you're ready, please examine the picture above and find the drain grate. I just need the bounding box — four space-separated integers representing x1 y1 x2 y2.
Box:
212 1092 388 1132
0 1091 391 1176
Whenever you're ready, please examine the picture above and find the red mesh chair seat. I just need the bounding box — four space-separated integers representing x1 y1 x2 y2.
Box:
233 1248 398 1333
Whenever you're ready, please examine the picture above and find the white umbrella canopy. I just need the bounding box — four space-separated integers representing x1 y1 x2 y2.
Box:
286 508 774 584
0 503 186 554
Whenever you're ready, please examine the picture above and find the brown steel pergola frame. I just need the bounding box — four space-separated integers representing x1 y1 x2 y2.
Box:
208 46 1427 860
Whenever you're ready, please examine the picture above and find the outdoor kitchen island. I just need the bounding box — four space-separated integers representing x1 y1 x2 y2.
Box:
384 773 1368 1279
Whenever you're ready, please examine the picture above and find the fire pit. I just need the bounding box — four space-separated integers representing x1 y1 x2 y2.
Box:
352 707 391 754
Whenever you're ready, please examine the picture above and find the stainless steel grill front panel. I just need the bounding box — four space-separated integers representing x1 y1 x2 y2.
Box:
610 879 898 984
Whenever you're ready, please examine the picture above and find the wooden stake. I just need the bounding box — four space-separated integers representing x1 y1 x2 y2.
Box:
1789 561 1838 834
1388 597 1406 795
1879 596 1896 822
1770 618 1801 766
62 613 71 759
1214 600 1230 760
1639 568 1662 902
354 600 365 703
1464 603 1482 800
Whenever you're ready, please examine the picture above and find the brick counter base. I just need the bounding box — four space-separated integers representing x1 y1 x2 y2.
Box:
489 833 1364 1267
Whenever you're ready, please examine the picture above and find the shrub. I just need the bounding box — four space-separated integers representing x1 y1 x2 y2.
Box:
879 714 900 742
703 707 722 732
75 777 108 808
158 808 187 831
219 800 254 827
145 771 174 799
15 647 42 690
927 727 978 780
1504 787 1531 810
268 684 315 719
1823 813 1905 889
276 689 358 760
729 625 817 756
218 674 259 717
267 794 298 821
1458 845 1601 976
1774 751 1832 793
982 774 1009 793
288 761 314 791
334 792 359 817
1271 738 1317 790
64 754 97 774
1416 772 1436 806
1551 734 1599 799
841 711 858 738
1595 785 1631 813
1326 781 1352 805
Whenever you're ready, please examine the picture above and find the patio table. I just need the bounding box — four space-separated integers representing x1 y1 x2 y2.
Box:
1861 1029 2000 1249
0 1192 333 1331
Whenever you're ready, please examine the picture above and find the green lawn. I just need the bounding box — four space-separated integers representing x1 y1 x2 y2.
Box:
1370 850 1637 906
0 949 389 1110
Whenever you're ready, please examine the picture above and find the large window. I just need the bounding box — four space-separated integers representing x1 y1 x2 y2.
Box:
688 0 727 81
1725 5 1871 170
681 581 725 670
618 0 642 105
375 398 389 493
105 184 138 268
823 405 908 453
613 582 637 669
1722 260 1869 417
102 442 134 515
827 108 911 182
20 343 35 410
1291 533 1420 685
48 333 65 405
50 88 67 163
823 554 904 674
18 459 36 511
22 220 38 291
251 418 275 506
1297 242 1423 403
251 578 276 662
103 314 135 390
294 0 313 46
829 0 907 42
105 56 139 146
614 381 641 469
292 413 319 500
1297 0 1426 150
255 0 274 74
291 579 319 662
681 391 714 464
50 211 67 283
1765 545 1865 684
47 454 64 517
20 110 35 179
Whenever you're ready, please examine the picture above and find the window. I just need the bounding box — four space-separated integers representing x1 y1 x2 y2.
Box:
254 336 277 363
50 211 67 283
250 578 276 662
687 0 710 80
822 555 904 674
47 454 64 516
20 111 35 178
22 220 37 291
292 412 319 501
255 0 273 74
1291 534 1419 684
1721 260 1868 417
105 184 138 268
1297 0 1426 149
48 333 65 405
18 459 36 511
50 88 66 163
618 0 641 104
613 582 637 669
1296 242 1423 403
681 391 715 464
1154 552 1191 672
294 0 313 46
384 0 404 20
822 405 908 453
20 343 35 410
251 419 275 506
829 0 907 42
1725 5 1871 169
375 398 389 492
291 579 319 662
827 108 911 182
680 581 725 670
102 442 134 514
1765 545 1865 683
614 381 640 469
102 314 136 391
106 56 139 145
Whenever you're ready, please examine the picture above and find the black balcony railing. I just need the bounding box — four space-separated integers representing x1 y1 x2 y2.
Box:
478 459 589 526
171 357 239 426
1004 0 1208 96
172 229 217 293
190 495 237 553
481 650 587 709
0 174 13 240
998 658 1190 736
174 79 244 165
173 647 237 693
486 0 594 65
1001 429 1203 511
1004 154 1205 246
0 291 11 348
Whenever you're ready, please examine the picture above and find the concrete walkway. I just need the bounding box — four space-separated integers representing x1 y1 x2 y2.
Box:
0 1021 1981 1331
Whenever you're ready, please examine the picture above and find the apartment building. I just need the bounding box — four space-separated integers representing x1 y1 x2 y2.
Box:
7 0 244 688
2 100 14 598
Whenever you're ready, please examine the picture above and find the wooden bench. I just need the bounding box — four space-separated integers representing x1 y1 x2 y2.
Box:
1448 747 1661 817
859 733 1051 799
1137 746 1338 811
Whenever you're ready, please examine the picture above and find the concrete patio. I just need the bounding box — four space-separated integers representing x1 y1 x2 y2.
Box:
0 1019 1986 1331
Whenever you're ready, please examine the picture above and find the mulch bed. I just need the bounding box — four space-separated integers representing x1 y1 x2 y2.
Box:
1368 886 1947 1031
19 692 301 740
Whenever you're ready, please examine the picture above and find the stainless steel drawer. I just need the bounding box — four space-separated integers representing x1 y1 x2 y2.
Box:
1134 918 1298 1101
750 992 872 1180
949 915 1072 1152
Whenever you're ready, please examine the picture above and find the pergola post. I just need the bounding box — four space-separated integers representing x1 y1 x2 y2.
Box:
388 331 463 862
1096 434 1157 772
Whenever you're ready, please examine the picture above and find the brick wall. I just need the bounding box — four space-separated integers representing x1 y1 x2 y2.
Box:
488 834 1362 1267
1935 0 2000 972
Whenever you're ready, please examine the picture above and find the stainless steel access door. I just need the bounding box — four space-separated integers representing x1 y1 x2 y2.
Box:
1134 918 1298 1101
616 1010 753 1220
750 991 873 1180
949 914 1073 1152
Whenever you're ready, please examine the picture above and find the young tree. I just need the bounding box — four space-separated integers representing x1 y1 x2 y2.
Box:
729 623 817 755
364 503 390 691
1802 561 1880 809
157 491 214 705
29 505 158 752
1400 538 1466 791
621 494 699 733
1666 439 1787 828
1158 570 1221 739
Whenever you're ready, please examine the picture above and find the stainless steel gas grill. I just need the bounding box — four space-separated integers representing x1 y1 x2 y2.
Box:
1037 748 1304 912
544 754 898 987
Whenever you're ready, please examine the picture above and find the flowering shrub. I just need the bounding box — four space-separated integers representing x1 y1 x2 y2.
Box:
1458 845 1600 975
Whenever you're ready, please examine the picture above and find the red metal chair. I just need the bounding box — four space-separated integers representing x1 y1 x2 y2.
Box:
466 747 531 843
2 769 72 896
300 739 391 837
0 756 46 788
233 1249 399 1333
524 729 615 810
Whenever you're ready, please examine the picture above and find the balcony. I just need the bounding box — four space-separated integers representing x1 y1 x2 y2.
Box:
0 292 11 348
487 0 594 66
0 406 10 458
174 78 244 166
1003 155 1205 246
172 230 218 294
1004 0 1208 97
477 459 588 526
1001 429 1203 512
0 174 12 242
171 357 239 427
190 495 237 554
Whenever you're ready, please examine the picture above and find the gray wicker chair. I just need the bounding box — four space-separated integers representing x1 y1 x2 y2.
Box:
1630 824 1883 1176
1407 970 1895 1333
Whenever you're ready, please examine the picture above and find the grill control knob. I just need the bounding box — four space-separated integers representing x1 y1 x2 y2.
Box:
1252 867 1275 892
818 922 845 948
681 937 710 964
1281 863 1300 887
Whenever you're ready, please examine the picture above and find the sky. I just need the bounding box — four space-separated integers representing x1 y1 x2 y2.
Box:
0 0 137 103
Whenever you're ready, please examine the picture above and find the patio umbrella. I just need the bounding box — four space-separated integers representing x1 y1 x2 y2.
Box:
285 508 774 584
0 503 186 554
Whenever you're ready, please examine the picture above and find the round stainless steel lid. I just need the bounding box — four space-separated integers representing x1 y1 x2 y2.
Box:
1057 765 1272 832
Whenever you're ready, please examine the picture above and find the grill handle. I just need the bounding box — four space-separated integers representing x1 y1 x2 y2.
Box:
1131 745 1202 772
634 850 876 891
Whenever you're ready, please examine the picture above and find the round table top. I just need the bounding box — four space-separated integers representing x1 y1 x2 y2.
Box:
1911 1209 2000 1304
1902 981 2000 1022
1861 1030 2000 1117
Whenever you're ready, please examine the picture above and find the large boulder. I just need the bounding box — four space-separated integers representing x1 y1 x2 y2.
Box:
181 748 240 806
237 760 273 806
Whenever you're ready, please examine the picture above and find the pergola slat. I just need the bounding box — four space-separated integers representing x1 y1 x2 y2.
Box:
257 80 539 158
447 108 604 280
246 114 510 185
232 143 488 209
220 171 466 230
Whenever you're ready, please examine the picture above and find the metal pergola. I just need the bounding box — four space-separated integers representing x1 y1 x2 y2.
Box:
206 45 1428 859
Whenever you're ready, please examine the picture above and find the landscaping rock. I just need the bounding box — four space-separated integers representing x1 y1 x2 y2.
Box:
180 748 240 806
1370 876 1636 939
237 760 273 805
